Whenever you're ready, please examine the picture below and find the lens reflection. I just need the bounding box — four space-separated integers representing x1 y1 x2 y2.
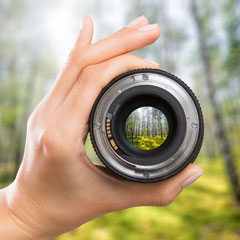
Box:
125 107 169 150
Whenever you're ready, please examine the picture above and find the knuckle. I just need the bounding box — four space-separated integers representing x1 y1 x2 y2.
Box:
113 27 129 36
27 109 40 130
81 65 98 82
154 194 173 207
39 129 53 149
117 54 143 70
153 188 176 207
80 65 104 90
117 36 129 53
158 197 174 207
68 49 78 64
38 128 61 158
27 113 35 129
68 47 88 67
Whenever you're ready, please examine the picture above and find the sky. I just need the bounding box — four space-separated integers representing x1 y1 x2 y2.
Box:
42 0 127 68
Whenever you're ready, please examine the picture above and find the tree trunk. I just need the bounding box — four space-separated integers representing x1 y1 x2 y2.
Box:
158 115 163 139
190 0 240 202
147 108 151 137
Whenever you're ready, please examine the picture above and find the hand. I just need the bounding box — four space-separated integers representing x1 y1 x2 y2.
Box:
0 16 203 240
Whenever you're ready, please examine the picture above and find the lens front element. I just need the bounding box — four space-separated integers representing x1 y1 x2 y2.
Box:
125 107 169 150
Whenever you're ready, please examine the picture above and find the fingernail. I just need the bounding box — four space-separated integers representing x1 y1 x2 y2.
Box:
144 58 159 66
127 15 145 28
138 24 159 31
181 173 203 188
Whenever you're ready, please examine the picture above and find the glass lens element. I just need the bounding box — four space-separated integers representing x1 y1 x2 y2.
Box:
125 107 169 150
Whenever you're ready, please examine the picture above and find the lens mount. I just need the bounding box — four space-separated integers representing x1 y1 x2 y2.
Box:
90 69 204 182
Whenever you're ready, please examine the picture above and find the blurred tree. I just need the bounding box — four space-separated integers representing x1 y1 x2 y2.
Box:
0 0 57 175
223 0 240 91
222 0 240 148
190 0 240 202
125 0 186 73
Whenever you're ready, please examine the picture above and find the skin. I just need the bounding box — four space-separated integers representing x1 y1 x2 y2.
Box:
0 16 203 240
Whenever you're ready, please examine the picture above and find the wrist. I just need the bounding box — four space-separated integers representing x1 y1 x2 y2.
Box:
0 185 51 240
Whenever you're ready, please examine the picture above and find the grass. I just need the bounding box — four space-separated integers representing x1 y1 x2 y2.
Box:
56 157 240 240
1 155 240 240
127 135 168 150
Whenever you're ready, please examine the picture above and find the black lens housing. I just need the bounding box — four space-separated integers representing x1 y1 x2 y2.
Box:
90 69 204 182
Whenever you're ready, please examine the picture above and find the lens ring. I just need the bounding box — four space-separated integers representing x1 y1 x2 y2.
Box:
90 69 204 182
107 85 187 166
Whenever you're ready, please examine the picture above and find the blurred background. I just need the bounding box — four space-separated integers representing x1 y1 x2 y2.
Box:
0 0 240 239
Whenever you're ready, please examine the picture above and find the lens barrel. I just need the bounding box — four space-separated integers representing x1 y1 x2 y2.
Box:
90 69 204 182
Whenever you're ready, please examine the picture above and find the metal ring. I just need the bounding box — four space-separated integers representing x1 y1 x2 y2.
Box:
90 69 203 182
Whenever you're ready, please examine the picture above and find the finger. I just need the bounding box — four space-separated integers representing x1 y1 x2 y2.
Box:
121 164 203 208
47 18 160 109
113 15 149 36
67 54 160 125
74 16 94 48
42 16 94 110
76 16 148 51
76 24 160 68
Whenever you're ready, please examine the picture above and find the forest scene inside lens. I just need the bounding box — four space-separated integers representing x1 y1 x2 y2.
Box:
125 107 169 150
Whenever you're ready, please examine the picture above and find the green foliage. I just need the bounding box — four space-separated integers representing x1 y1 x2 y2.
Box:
0 0 240 239
128 135 167 150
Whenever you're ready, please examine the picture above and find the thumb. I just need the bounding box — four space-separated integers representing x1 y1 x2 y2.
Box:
122 164 203 207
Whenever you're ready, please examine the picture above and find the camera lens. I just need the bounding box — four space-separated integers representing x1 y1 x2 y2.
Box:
90 69 204 182
125 107 169 150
